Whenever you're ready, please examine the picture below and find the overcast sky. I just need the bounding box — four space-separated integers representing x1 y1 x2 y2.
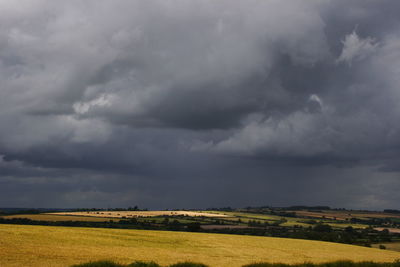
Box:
1 0 400 210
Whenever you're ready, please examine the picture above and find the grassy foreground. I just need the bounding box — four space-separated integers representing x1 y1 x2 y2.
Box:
1 224 400 267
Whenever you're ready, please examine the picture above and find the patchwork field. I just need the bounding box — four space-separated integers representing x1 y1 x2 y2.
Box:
25 209 388 230
47 210 228 218
291 210 400 221
2 209 385 230
1 224 400 267
202 210 368 229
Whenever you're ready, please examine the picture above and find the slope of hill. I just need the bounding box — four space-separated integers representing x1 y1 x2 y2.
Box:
0 224 399 267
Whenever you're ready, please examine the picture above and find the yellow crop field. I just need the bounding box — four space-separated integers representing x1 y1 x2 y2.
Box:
48 210 228 218
1 224 400 267
0 214 119 222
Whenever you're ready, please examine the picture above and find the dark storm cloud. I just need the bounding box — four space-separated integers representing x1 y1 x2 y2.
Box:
1 0 400 209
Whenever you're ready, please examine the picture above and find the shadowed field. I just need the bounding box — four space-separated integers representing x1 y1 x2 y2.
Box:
1 224 400 267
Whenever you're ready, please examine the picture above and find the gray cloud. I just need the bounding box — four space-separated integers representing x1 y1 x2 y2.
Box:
1 0 400 209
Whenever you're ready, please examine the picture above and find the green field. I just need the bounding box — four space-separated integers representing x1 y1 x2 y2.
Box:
205 211 368 229
1 224 399 267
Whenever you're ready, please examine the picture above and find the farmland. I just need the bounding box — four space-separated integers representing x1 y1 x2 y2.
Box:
47 210 228 219
41 209 372 229
3 206 400 248
1 224 400 267
5 207 395 230
291 210 400 221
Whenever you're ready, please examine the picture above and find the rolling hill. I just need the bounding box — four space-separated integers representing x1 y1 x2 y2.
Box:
1 224 400 267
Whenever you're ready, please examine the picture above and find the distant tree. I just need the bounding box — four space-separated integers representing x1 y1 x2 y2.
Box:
344 226 354 233
187 222 201 232
168 220 183 231
313 224 332 233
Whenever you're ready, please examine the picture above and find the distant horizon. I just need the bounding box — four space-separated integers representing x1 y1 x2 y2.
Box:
2 205 400 212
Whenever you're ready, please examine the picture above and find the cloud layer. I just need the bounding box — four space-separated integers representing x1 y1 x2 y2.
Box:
1 0 400 209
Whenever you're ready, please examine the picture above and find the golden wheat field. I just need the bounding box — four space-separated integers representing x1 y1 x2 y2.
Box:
1 224 400 267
